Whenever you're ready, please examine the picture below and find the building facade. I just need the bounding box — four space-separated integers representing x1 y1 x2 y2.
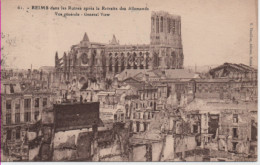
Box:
54 11 184 84
195 63 258 102
1 81 53 161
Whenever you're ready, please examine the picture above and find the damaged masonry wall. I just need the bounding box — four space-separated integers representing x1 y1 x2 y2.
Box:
52 124 130 161
218 109 251 154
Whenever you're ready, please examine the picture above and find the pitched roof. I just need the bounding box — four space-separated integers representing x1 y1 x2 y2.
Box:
153 69 197 79
128 82 155 90
209 63 257 75
116 69 198 81
133 71 160 81
194 78 237 83
185 98 257 112
123 77 142 83
237 63 257 72
115 69 152 81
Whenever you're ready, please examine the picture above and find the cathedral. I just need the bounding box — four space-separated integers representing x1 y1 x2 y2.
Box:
54 11 184 83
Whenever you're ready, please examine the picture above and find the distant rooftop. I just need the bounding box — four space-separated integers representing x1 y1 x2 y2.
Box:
209 63 257 75
185 98 257 113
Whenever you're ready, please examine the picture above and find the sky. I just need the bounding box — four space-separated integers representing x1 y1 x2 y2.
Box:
2 0 258 69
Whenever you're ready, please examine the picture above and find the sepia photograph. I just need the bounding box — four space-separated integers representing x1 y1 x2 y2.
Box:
1 0 258 162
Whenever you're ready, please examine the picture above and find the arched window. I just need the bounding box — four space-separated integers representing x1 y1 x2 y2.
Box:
152 17 155 32
109 53 113 72
92 49 96 65
160 17 163 32
172 20 176 34
171 51 176 68
168 18 171 33
156 17 159 33
81 53 88 64
146 52 149 69
144 122 147 131
153 52 159 68
115 53 118 73
127 52 131 69
133 52 137 69
121 53 125 71
139 52 144 69
179 21 181 35
136 122 140 132
114 114 117 122
125 104 129 118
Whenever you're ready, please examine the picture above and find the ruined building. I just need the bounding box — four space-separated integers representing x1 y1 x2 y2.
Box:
54 11 184 84
1 80 53 161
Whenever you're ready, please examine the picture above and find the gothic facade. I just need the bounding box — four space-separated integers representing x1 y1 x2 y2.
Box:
55 11 184 83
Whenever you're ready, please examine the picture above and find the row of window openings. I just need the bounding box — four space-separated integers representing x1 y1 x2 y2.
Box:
134 122 149 132
4 84 16 94
133 113 154 119
197 85 226 89
6 129 21 141
197 83 255 89
5 98 48 110
108 63 149 71
197 89 224 93
152 17 177 34
6 112 39 125
140 93 157 100
132 102 156 109
114 113 124 122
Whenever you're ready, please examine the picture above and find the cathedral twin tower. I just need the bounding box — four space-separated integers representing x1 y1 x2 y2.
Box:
55 11 184 81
